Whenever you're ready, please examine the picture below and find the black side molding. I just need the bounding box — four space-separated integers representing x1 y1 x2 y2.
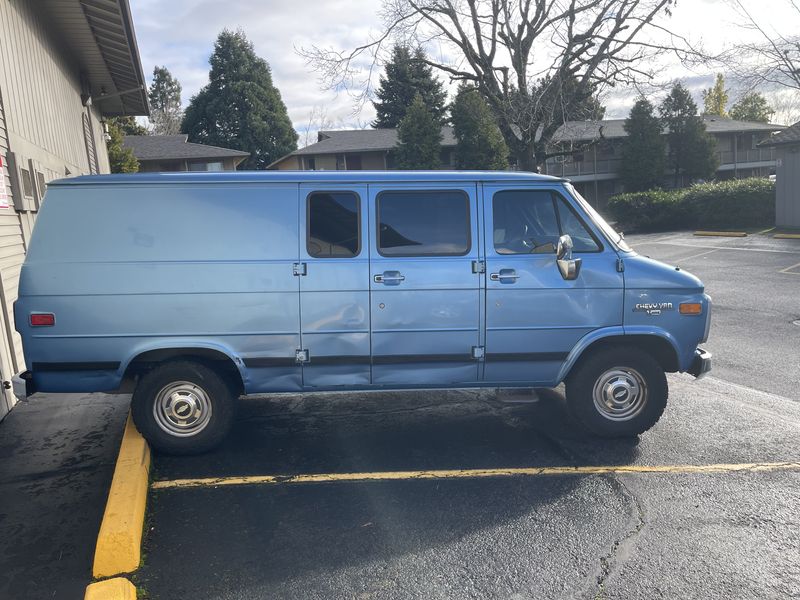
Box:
32 361 121 372
484 352 568 362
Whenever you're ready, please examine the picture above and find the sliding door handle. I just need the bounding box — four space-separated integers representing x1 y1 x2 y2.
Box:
490 269 520 282
374 271 405 285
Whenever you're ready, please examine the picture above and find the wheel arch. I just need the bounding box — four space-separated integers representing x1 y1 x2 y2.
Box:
122 342 245 395
559 328 680 382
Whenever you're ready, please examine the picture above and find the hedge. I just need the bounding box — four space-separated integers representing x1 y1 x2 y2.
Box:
607 178 775 232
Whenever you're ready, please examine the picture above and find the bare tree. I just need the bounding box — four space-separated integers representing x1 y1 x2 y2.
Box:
723 0 800 93
771 88 800 124
300 106 336 147
300 0 697 170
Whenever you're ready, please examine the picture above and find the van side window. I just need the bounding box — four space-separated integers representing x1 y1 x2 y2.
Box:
377 191 470 256
555 198 601 252
493 190 600 254
307 191 360 258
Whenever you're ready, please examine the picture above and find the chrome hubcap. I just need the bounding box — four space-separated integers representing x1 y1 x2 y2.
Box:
153 381 212 437
592 368 648 421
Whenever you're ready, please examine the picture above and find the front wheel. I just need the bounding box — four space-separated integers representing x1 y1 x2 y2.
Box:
131 360 237 454
565 347 668 437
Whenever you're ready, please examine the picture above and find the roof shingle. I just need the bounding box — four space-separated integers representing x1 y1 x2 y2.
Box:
758 121 800 146
122 135 250 161
287 117 783 159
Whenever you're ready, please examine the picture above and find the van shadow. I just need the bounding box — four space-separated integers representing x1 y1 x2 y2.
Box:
142 389 644 596
154 387 642 480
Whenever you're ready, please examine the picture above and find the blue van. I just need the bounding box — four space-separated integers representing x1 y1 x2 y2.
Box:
12 171 710 453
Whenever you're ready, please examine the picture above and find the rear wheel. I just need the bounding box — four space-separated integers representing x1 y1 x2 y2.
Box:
131 360 237 454
565 347 668 437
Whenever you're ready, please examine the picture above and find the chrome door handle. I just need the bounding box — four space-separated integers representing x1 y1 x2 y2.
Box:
374 271 405 284
490 269 520 282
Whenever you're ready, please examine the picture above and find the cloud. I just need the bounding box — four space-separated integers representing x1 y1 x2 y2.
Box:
129 0 800 135
131 0 383 132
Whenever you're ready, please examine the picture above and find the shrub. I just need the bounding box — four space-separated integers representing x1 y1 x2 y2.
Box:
681 178 775 229
607 178 775 232
607 189 688 232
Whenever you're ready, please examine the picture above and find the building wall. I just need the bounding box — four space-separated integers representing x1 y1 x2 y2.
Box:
0 0 114 417
137 157 242 172
360 152 387 169
0 1 109 177
775 146 800 228
273 155 300 170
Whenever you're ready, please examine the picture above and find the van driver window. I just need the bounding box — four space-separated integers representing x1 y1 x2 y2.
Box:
377 191 470 256
493 190 599 254
307 192 360 258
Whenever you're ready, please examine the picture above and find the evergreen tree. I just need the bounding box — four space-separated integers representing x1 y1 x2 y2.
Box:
106 119 139 173
730 92 775 123
660 83 719 187
148 66 183 135
182 29 297 170
393 94 442 169
619 98 666 192
109 116 147 136
372 45 447 128
451 85 508 170
702 74 729 117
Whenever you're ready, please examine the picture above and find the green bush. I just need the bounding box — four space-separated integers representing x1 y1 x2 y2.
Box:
681 178 775 229
607 178 775 232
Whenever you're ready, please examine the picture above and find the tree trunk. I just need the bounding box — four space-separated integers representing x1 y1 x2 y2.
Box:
515 148 539 172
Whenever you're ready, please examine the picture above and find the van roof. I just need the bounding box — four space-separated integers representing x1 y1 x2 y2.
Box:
49 170 564 187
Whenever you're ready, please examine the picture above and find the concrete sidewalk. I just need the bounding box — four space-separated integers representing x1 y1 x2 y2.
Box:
0 393 130 600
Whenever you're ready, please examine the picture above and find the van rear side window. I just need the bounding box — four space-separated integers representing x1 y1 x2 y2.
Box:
307 191 361 258
377 191 470 256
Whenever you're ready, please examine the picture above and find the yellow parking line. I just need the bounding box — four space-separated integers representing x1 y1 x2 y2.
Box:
693 231 747 237
151 461 800 490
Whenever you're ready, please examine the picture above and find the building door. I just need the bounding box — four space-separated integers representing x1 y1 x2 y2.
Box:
299 184 371 387
368 184 481 385
482 184 624 383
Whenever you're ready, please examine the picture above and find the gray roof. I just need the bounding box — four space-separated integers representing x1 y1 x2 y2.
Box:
293 127 458 156
286 117 784 160
553 116 784 143
758 121 800 146
122 135 250 162
40 0 148 116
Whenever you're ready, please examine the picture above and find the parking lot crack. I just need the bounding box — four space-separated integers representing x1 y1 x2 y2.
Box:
528 429 648 600
592 475 646 600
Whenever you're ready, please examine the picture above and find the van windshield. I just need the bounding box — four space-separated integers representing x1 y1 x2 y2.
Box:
564 183 631 252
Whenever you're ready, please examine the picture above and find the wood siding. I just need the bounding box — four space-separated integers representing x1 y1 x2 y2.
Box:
0 0 109 175
776 147 800 228
0 0 116 418
0 84 22 415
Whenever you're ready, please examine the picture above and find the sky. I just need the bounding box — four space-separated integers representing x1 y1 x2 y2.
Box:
129 0 800 139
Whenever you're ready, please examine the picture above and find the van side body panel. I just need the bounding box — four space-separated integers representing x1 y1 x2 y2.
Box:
17 182 302 394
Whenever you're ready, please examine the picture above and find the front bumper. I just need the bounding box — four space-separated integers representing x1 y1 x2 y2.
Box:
12 371 36 401
688 348 712 379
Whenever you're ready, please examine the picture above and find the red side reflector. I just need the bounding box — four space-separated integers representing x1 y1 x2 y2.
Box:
30 313 55 326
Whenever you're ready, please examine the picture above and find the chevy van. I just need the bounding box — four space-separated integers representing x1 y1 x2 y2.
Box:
13 171 711 453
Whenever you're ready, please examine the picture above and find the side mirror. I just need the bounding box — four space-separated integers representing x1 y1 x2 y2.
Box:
555 234 573 260
555 234 582 280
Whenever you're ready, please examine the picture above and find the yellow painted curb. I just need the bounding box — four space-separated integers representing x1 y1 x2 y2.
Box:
693 231 747 237
774 233 800 239
84 577 137 600
93 414 150 578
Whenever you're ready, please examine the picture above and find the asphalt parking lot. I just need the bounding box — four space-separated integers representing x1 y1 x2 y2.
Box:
134 231 800 600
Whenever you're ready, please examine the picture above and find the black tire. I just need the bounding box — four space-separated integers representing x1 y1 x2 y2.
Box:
565 346 668 437
131 360 237 455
